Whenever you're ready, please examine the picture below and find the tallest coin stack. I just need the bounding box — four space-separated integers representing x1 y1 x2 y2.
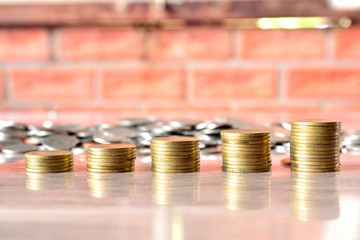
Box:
290 120 341 172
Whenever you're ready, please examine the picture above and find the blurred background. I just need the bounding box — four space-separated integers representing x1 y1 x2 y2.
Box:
0 0 360 128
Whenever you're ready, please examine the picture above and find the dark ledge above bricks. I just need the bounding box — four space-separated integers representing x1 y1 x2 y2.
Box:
0 0 360 27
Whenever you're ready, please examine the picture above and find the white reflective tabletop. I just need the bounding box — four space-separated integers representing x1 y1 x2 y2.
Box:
0 153 359 240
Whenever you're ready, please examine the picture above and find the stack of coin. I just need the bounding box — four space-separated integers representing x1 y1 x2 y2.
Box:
291 171 340 221
87 144 136 173
152 172 200 205
222 172 271 211
221 129 271 173
87 172 135 198
26 172 74 191
151 137 200 173
290 119 341 172
25 150 73 173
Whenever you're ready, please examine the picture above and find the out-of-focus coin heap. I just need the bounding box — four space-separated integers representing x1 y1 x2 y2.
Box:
291 171 340 221
151 137 200 173
87 144 136 173
290 119 341 173
222 172 271 210
25 150 73 173
221 129 271 173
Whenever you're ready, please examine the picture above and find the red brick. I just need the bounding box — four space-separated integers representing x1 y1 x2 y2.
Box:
335 27 360 59
0 29 49 61
0 70 3 99
101 67 184 99
191 67 277 99
57 28 142 60
147 29 231 60
10 68 94 100
287 67 360 98
241 29 325 60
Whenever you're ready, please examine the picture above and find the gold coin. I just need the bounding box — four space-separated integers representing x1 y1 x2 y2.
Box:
25 150 73 158
88 143 135 150
290 131 339 136
150 145 199 151
223 163 271 169
221 148 270 154
221 136 270 141
151 167 199 173
291 163 340 169
221 144 270 150
290 152 340 158
87 153 136 159
151 153 199 159
88 149 136 156
222 152 271 157
221 139 270 144
87 162 134 168
25 156 73 163
87 168 134 173
223 160 271 166
26 163 74 169
290 139 340 145
222 166 270 173
290 149 340 154
26 158 73 164
152 164 200 170
26 167 73 173
290 126 341 132
290 145 340 151
152 159 199 165
150 149 200 156
151 137 199 144
291 119 340 126
290 160 339 166
221 129 269 136
291 167 339 173
222 156 271 162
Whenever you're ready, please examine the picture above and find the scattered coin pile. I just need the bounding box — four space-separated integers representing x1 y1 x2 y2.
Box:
222 172 271 210
151 137 200 173
87 144 136 173
290 119 341 172
221 129 271 173
152 172 200 205
26 172 74 191
25 150 74 173
87 172 135 198
291 171 340 221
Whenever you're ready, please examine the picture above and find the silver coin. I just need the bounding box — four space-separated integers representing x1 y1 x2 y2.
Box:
42 134 79 150
2 143 38 154
92 132 125 144
103 127 138 139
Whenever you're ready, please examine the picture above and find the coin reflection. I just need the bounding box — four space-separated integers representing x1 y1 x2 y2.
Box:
152 172 200 205
222 172 271 211
87 172 135 198
291 171 340 221
26 172 74 191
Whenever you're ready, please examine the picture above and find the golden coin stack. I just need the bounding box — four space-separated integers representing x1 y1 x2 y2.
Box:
26 172 74 191
25 150 73 173
291 171 340 221
87 144 136 173
221 129 271 173
222 172 271 211
290 119 341 173
87 172 135 198
152 172 200 205
151 137 200 173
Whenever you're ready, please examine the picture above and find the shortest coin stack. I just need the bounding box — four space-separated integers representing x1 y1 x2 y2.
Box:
221 129 271 173
151 137 200 173
25 150 74 173
87 144 136 173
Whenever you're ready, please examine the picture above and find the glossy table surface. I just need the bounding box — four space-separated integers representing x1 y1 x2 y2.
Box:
0 153 359 240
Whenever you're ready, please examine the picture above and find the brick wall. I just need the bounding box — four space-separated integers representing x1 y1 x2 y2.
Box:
1 27 360 127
